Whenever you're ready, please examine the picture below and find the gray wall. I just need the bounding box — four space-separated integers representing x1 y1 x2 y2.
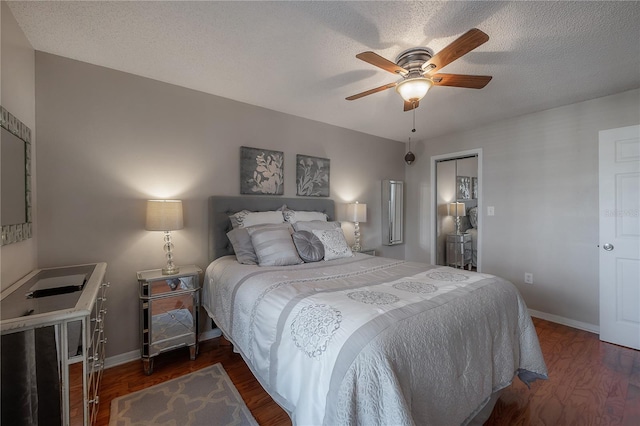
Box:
34 52 405 358
406 88 640 328
0 1 37 290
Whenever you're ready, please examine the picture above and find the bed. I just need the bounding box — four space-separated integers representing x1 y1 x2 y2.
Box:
203 196 547 425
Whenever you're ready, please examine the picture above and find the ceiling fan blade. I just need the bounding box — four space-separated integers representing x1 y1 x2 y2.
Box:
346 82 397 101
404 100 419 111
422 28 489 74
431 73 492 89
356 51 408 76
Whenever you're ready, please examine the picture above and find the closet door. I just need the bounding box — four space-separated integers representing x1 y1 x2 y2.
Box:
435 160 456 265
433 151 481 269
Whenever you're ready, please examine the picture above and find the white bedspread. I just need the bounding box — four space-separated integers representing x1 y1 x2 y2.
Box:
203 254 547 425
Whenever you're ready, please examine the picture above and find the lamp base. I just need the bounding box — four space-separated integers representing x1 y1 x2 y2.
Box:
161 230 179 275
162 265 180 275
352 221 362 252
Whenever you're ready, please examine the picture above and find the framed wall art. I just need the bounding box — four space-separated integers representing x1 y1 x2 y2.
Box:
296 154 330 197
456 176 471 200
472 177 478 199
240 146 284 195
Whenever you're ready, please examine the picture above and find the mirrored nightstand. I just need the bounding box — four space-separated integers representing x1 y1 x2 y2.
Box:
360 248 376 256
137 265 201 375
446 233 472 270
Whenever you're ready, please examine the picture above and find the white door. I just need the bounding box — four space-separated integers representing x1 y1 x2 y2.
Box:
599 125 640 349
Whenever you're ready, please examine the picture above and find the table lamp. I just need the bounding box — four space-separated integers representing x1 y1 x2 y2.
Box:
449 202 466 235
346 201 367 252
146 200 183 275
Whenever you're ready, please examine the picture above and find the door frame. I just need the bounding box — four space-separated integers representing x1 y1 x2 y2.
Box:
430 148 483 271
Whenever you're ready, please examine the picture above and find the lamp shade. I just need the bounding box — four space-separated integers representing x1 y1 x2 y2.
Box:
346 202 367 223
395 77 433 102
449 202 466 217
146 200 184 231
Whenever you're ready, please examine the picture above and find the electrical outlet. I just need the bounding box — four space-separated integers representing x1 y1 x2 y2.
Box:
487 206 495 216
524 272 533 284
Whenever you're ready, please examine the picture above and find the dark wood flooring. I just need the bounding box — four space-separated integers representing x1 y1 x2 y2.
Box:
96 318 640 425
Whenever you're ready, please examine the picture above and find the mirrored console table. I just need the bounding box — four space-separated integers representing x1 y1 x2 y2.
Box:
1 262 108 425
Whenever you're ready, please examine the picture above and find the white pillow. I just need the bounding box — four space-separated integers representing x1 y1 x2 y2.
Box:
283 209 328 223
229 210 284 229
312 229 353 261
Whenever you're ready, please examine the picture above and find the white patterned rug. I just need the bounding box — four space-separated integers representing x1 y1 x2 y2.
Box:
109 363 258 426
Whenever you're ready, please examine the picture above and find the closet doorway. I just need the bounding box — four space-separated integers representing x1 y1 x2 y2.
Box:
430 149 482 271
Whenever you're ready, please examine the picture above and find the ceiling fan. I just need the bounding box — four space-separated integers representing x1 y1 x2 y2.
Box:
346 28 492 112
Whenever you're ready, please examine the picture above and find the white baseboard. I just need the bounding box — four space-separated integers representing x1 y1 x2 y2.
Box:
104 349 139 369
104 328 223 370
528 309 599 334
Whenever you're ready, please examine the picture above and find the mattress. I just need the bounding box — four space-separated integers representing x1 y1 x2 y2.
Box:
203 253 547 425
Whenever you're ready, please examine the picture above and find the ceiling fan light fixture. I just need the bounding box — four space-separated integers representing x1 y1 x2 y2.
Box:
396 77 433 102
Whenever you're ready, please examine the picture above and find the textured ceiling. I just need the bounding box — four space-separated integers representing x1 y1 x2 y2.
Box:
7 1 640 143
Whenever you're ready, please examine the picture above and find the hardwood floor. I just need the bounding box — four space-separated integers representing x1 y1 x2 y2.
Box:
96 318 640 425
485 318 640 425
96 339 290 426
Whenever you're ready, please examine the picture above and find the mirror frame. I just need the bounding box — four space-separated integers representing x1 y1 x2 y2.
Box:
0 105 32 246
382 179 404 246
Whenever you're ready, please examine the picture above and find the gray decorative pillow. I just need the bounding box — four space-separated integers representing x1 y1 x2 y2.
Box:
226 228 258 265
292 231 325 262
312 229 353 261
247 226 303 266
283 209 328 224
293 220 340 232
229 210 284 229
227 223 293 265
468 206 478 229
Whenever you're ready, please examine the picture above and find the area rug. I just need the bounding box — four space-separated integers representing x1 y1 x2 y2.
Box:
109 363 258 426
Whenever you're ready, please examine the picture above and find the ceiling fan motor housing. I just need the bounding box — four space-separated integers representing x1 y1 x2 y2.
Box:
395 47 433 74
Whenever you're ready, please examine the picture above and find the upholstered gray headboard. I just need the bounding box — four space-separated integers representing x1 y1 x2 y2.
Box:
208 196 335 262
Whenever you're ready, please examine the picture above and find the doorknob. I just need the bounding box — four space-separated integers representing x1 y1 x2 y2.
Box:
603 243 614 251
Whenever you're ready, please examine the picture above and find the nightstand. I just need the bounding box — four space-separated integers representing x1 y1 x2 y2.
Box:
137 265 201 375
446 233 472 270
360 248 376 256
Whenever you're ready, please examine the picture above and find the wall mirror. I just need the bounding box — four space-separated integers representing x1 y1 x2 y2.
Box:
0 105 32 245
382 179 404 245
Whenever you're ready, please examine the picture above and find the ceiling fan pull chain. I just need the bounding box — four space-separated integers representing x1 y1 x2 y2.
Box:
412 103 417 132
